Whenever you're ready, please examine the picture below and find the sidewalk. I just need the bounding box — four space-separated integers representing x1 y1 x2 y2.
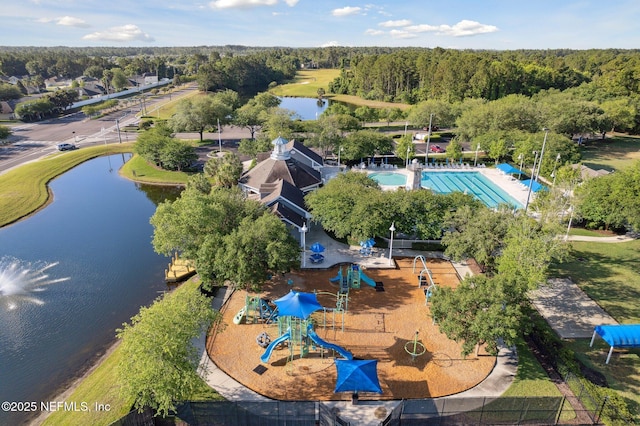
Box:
195 233 516 425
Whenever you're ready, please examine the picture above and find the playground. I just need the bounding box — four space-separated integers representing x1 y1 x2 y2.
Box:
206 257 497 401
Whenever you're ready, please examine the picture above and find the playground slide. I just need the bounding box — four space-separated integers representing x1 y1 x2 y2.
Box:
359 270 377 288
307 327 353 360
329 270 342 283
260 331 291 363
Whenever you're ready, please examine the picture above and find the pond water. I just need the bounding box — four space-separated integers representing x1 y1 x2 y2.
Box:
278 96 329 120
0 154 180 425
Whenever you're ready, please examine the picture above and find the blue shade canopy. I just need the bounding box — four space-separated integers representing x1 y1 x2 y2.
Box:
310 242 325 253
334 359 382 394
594 324 640 348
274 290 322 319
521 179 547 192
496 163 523 175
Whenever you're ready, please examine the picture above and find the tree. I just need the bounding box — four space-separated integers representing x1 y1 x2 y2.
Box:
234 92 280 139
134 127 173 167
441 205 513 273
394 134 414 165
204 151 243 188
117 281 219 416
305 171 383 241
0 125 11 142
378 107 405 126
46 89 78 112
445 138 463 162
111 67 129 91
238 137 271 159
354 105 378 125
259 108 298 140
430 274 524 357
159 139 197 171
341 129 393 162
170 93 232 142
0 82 22 101
211 212 300 290
185 173 212 194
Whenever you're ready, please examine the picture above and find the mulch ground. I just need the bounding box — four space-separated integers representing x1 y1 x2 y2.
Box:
206 257 496 402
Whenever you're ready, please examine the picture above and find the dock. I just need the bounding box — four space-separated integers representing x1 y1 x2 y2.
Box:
165 253 196 283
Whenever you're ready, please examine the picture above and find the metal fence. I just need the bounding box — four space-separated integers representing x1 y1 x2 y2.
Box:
173 401 317 425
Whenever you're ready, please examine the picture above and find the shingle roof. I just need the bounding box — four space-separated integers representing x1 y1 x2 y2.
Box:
260 179 307 214
240 158 320 193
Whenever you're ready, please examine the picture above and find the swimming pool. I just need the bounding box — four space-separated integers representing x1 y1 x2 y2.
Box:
369 172 407 186
421 171 522 209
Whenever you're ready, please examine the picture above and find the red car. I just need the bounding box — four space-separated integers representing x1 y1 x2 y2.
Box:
429 145 445 153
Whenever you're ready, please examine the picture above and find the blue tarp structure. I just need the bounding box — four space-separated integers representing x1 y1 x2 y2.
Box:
590 324 640 364
496 163 524 175
334 359 382 396
274 290 322 319
521 179 547 192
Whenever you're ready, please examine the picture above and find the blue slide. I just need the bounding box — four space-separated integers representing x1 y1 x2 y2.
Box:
360 270 377 287
329 269 342 283
307 326 353 360
260 330 291 363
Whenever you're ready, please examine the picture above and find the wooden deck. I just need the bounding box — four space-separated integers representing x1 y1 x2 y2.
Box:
165 253 196 283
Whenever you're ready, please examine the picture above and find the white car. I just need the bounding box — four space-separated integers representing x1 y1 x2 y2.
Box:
56 143 77 151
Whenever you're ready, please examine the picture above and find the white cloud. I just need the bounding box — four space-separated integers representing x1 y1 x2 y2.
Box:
332 6 362 17
379 19 412 28
36 16 90 27
57 16 90 28
209 0 298 8
365 29 384 36
406 20 498 37
321 40 340 47
83 24 155 42
390 29 417 39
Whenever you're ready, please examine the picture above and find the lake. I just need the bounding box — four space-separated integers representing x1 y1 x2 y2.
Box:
0 154 180 425
278 96 329 120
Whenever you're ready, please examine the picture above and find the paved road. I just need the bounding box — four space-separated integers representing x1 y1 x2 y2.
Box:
0 84 198 175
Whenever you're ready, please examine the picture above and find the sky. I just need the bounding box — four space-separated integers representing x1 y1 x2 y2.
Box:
2 0 640 49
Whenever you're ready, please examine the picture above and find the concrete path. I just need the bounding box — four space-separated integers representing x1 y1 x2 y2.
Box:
530 278 618 339
196 235 516 425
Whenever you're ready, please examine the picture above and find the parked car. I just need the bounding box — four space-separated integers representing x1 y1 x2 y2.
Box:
429 145 445 153
56 143 76 151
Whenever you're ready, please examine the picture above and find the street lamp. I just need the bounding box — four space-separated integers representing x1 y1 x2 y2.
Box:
474 144 481 167
388 222 396 266
406 145 411 168
535 128 549 181
337 146 343 166
552 153 561 186
426 113 434 157
217 118 222 153
404 121 408 137
300 222 308 267
518 153 524 178
524 151 539 213
565 206 573 241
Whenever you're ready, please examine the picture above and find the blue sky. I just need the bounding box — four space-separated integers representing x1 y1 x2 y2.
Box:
2 0 640 49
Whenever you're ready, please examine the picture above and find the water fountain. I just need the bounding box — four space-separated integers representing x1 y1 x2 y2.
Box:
0 256 69 311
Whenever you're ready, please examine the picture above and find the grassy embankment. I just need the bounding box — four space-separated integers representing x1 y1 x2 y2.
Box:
0 144 191 229
269 68 412 111
41 280 222 426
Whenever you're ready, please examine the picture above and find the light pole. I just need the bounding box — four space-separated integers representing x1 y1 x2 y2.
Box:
535 128 549 181
300 223 308 267
115 119 122 144
552 153 561 186
388 222 396 266
518 153 524 178
565 206 573 241
524 151 539 213
337 146 343 166
217 118 222 153
406 145 411 168
404 121 408 137
426 113 433 158
474 144 481 167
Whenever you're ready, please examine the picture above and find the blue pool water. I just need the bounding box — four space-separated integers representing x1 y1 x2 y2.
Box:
369 172 407 186
421 171 522 208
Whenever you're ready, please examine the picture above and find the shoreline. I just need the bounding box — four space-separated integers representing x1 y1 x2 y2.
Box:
29 339 122 426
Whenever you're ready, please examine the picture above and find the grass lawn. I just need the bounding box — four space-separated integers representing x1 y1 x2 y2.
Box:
0 143 133 228
579 135 640 172
148 88 199 121
551 239 640 413
42 280 224 426
120 154 191 185
269 69 411 110
269 69 340 98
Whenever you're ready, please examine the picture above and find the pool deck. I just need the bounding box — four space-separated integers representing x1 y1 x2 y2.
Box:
362 164 533 208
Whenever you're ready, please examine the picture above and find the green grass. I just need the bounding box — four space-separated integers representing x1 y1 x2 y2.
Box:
502 339 564 398
552 239 640 323
120 154 191 185
42 280 224 426
567 228 615 237
0 143 134 228
41 343 133 426
579 135 640 172
269 69 341 98
269 69 411 111
149 89 199 120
